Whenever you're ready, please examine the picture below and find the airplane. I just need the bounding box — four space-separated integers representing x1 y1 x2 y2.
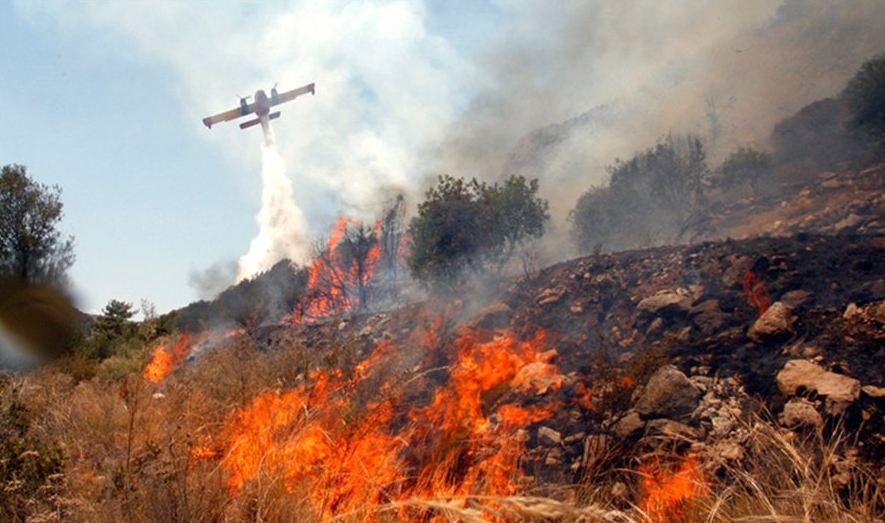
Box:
202 82 315 130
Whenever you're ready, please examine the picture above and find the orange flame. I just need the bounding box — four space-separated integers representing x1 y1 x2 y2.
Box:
639 455 708 522
143 333 190 383
742 268 772 316
194 328 565 519
295 216 384 322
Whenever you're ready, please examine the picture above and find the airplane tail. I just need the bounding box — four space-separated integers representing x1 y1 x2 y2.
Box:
239 112 281 130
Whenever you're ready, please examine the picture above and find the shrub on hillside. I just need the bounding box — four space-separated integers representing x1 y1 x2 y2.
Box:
717 147 773 192
407 175 548 290
843 53 885 136
570 135 711 253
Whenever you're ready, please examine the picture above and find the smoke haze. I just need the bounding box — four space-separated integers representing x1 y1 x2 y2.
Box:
14 0 885 296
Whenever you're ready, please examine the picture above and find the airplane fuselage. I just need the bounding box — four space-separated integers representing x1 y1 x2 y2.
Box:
253 90 270 117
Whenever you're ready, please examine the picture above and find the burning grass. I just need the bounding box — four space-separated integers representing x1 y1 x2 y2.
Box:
190 328 565 520
6 325 884 522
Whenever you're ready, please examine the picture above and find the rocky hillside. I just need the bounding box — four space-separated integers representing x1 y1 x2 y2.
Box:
235 231 884 494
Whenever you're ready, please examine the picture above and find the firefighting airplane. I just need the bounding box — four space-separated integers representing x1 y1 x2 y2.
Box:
202 82 315 130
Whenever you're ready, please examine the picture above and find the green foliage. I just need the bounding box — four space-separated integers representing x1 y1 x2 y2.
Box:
570 135 711 253
843 53 885 135
0 378 65 521
718 147 773 190
0 164 75 285
94 299 136 339
407 174 549 289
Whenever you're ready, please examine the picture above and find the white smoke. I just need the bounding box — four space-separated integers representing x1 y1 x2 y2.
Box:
236 123 310 281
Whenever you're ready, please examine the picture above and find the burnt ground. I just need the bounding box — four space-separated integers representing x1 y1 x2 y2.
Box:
237 232 884 488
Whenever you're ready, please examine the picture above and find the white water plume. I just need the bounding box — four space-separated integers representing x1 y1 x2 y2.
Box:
236 124 310 281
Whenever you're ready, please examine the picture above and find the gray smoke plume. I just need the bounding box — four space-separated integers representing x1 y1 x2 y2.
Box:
429 0 885 225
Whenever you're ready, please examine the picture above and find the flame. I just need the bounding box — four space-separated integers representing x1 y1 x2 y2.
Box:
742 268 772 316
194 327 565 519
295 216 383 322
143 333 190 383
639 455 708 522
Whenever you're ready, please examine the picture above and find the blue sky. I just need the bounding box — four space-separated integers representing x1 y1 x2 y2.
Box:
0 1 498 314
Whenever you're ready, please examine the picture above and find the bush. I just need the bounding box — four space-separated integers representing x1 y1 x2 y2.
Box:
0 377 65 521
407 175 548 289
570 135 711 253
717 147 773 191
843 53 885 135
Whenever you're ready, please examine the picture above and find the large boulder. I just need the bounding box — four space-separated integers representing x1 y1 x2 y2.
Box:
776 359 861 415
636 289 692 319
634 365 701 420
748 301 796 342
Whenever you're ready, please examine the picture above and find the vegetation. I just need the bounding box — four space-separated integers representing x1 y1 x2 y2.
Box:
843 53 885 136
717 146 773 192
408 174 548 289
0 164 75 286
570 135 710 253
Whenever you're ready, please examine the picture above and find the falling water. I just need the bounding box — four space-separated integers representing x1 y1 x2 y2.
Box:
236 121 310 281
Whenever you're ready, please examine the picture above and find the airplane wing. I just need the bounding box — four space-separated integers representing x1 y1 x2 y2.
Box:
202 103 255 128
272 83 315 106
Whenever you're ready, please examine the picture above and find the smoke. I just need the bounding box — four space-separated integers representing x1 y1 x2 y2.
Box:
14 0 885 301
429 0 885 223
236 124 310 281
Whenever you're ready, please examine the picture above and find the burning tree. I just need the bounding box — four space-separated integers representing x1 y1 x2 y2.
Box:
296 217 382 321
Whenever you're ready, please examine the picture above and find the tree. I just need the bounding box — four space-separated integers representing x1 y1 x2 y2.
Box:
718 147 773 191
0 165 75 285
570 135 711 253
407 174 549 289
843 53 885 135
93 299 136 339
337 222 379 311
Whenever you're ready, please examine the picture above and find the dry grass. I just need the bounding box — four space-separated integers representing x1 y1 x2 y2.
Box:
3 332 883 522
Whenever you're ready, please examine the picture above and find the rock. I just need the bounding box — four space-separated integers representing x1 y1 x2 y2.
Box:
537 426 561 445
748 301 795 342
536 287 566 306
612 410 645 438
834 213 863 232
710 414 735 436
645 419 699 440
634 365 701 420
646 317 664 335
862 385 885 398
776 359 861 415
779 398 823 429
780 289 813 308
465 303 511 330
714 441 745 461
636 289 692 319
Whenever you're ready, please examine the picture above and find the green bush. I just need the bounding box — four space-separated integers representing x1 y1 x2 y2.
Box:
407 175 548 290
